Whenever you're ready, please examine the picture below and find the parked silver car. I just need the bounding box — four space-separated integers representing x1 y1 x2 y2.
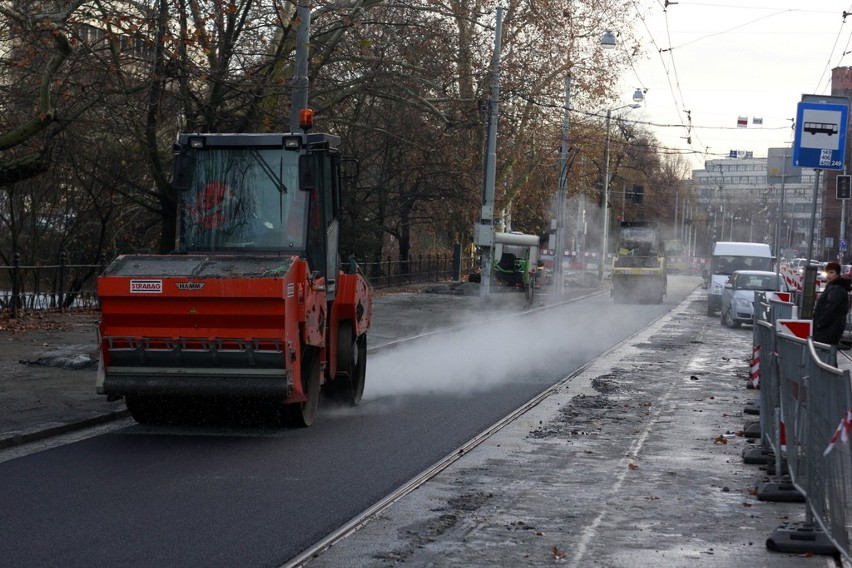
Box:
720 270 788 328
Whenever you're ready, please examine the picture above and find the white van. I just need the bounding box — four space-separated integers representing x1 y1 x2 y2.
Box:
707 242 773 316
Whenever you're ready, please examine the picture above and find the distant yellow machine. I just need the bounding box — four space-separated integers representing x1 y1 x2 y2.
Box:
664 239 687 274
611 222 667 304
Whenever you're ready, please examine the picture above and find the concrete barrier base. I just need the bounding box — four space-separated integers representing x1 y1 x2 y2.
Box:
743 399 760 415
743 420 761 439
766 522 837 555
742 445 773 464
756 476 806 502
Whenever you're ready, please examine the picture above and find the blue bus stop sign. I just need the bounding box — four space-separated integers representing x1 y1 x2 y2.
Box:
793 101 848 170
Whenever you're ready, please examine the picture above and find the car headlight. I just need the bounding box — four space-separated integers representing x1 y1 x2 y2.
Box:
735 297 752 309
711 282 723 294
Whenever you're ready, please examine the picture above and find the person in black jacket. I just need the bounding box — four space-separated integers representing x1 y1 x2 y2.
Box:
812 261 852 345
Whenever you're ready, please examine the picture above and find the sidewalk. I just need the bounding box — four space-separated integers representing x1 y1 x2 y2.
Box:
306 288 836 568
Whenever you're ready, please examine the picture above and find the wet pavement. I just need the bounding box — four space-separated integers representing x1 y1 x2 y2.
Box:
306 285 842 568
0 280 594 448
0 278 845 567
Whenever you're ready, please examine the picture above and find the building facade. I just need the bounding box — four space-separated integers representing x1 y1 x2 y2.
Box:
826 66 852 262
686 66 852 264
691 156 821 261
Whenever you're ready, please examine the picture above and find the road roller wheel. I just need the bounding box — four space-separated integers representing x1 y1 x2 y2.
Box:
286 348 321 427
325 322 367 406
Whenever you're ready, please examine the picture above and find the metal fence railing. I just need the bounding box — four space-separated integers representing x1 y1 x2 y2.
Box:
359 253 476 290
1 253 476 317
0 254 104 317
751 291 852 560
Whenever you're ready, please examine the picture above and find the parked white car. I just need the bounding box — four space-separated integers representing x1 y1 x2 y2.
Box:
720 270 789 328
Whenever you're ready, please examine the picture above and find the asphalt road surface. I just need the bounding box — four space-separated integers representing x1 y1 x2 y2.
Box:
0 277 699 568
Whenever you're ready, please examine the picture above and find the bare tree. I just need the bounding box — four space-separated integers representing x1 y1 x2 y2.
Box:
0 0 670 275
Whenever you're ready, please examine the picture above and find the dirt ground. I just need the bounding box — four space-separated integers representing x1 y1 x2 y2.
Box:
0 308 102 367
0 310 124 444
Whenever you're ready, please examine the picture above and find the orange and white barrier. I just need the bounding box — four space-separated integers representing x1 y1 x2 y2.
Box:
823 409 852 456
767 291 793 303
750 344 760 388
780 265 803 292
776 319 811 339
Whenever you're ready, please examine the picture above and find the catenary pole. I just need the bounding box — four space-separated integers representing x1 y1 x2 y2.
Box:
477 6 503 298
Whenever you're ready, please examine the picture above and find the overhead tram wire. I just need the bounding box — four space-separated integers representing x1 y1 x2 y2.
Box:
653 4 789 163
626 0 699 160
634 3 847 165
515 90 783 159
660 7 798 159
509 88 772 165
813 4 852 94
812 8 850 94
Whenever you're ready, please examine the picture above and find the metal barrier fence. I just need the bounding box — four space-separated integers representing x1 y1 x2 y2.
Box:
751 291 852 560
804 343 852 556
752 293 797 491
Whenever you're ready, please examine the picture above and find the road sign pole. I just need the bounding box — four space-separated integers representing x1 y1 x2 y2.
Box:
805 169 821 264
792 96 849 270
841 202 847 264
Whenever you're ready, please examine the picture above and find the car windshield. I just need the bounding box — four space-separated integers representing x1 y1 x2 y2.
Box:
735 274 781 290
715 255 772 274
179 147 305 252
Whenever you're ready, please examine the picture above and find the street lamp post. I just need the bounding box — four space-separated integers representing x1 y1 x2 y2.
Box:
598 96 643 281
599 108 613 281
552 76 572 296
553 30 628 294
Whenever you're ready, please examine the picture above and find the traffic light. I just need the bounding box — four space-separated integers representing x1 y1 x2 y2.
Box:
633 185 644 203
837 175 851 199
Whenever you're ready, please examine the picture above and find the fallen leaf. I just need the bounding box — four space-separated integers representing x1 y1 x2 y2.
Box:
628 462 639 470
743 502 752 508
551 545 566 560
714 435 728 445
